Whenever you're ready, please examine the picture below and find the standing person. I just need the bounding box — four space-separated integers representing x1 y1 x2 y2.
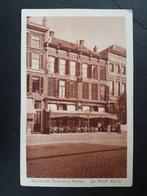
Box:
116 121 121 134
107 124 111 134
97 122 102 132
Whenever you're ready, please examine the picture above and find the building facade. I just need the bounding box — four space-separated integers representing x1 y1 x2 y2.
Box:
26 17 126 134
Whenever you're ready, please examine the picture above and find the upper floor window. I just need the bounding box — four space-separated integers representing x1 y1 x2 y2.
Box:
27 32 30 46
48 78 59 97
116 82 120 96
66 81 77 98
122 66 126 74
100 66 106 81
92 65 97 79
122 83 126 94
32 53 40 69
59 80 65 98
48 56 55 73
91 83 98 100
100 85 106 101
59 59 66 75
82 64 88 78
82 82 89 99
32 76 40 93
110 81 114 96
109 63 114 72
70 61 76 76
116 63 120 74
31 35 40 49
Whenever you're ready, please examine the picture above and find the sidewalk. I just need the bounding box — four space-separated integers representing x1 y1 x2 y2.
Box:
27 131 127 147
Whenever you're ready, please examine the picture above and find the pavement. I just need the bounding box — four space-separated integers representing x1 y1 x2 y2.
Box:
27 132 127 178
27 131 127 147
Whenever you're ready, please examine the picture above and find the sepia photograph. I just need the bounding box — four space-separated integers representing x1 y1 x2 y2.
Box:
21 9 133 187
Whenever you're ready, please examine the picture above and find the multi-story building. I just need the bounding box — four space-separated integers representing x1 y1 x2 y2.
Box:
99 45 127 124
26 17 125 134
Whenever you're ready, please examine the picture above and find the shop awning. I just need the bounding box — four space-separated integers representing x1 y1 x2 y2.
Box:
49 111 118 120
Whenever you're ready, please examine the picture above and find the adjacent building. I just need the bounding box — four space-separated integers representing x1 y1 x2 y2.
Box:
26 17 126 134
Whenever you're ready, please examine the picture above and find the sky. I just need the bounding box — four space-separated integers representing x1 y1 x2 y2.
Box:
30 16 126 51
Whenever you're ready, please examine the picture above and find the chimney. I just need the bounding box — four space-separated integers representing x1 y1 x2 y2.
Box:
43 16 48 27
93 45 98 52
50 31 55 38
79 40 84 46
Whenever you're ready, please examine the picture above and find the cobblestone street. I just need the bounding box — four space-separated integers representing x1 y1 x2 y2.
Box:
27 142 127 178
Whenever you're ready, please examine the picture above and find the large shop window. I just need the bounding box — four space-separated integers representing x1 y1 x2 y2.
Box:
82 82 89 99
82 64 88 78
100 85 106 101
48 78 59 97
91 83 98 100
59 59 66 75
83 105 90 112
110 81 114 96
31 35 40 49
48 104 57 111
67 105 76 112
59 80 65 98
48 56 55 73
70 61 76 76
100 66 106 80
32 53 40 69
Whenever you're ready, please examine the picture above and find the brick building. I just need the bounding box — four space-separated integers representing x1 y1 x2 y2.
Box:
26 17 126 134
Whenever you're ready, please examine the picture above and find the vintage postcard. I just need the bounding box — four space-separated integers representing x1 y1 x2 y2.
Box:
21 9 133 187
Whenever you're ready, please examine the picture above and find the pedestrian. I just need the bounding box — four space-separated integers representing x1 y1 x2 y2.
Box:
97 122 102 132
116 121 121 134
107 124 111 134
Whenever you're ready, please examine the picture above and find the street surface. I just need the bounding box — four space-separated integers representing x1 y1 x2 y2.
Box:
27 132 127 178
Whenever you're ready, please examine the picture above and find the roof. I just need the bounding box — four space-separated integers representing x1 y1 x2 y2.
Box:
46 37 100 58
99 44 126 59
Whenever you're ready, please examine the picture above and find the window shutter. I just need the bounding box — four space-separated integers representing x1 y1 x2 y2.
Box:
29 52 32 67
40 54 44 69
27 75 30 92
65 60 70 75
55 79 59 97
65 80 70 98
76 62 80 76
54 58 59 73
40 77 44 94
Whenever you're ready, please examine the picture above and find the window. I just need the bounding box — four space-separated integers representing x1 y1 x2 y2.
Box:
59 80 65 98
122 66 126 74
32 53 40 69
116 63 120 74
98 107 105 112
67 105 76 112
82 64 88 78
70 61 76 76
91 83 98 100
110 81 114 96
100 66 106 80
92 65 97 79
100 85 106 101
83 105 90 112
109 63 114 72
122 83 126 94
82 82 89 99
31 35 40 49
59 59 66 75
59 104 67 111
48 104 57 111
48 78 59 97
27 75 30 92
66 81 77 98
32 77 40 93
48 56 55 73
116 82 120 96
35 101 41 109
